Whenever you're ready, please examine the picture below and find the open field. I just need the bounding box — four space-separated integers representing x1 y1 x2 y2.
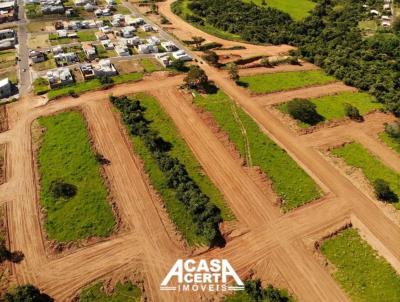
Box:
28 34 51 49
321 228 400 302
140 58 163 73
37 111 115 242
240 70 336 94
331 142 400 209
79 281 141 301
193 89 321 211
278 92 383 127
0 50 16 69
121 92 232 245
113 59 143 74
32 57 56 72
379 132 400 155
77 30 97 42
242 0 316 20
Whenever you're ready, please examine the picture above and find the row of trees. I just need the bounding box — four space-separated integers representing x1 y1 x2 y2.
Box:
180 0 400 116
109 95 222 245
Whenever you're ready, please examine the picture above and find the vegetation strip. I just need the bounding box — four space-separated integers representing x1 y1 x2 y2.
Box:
321 228 400 302
37 111 115 242
193 90 321 211
79 281 141 301
111 93 231 246
239 70 336 94
331 142 400 208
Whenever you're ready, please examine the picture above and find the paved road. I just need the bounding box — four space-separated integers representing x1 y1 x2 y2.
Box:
16 0 30 96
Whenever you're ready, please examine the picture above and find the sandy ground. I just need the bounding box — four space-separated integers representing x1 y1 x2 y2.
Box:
0 2 400 302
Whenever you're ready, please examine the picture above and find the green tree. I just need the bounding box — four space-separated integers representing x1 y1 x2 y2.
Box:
202 51 219 66
4 285 53 302
344 103 363 121
373 179 398 202
227 63 239 81
192 36 205 49
286 99 323 125
184 65 209 90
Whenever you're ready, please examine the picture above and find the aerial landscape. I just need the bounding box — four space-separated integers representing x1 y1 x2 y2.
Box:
0 0 400 301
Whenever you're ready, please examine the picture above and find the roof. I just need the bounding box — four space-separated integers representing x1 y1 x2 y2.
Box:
0 77 10 87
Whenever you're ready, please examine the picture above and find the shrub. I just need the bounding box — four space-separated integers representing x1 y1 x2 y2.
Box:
49 179 77 199
184 65 209 91
286 98 323 125
344 103 363 121
4 285 53 302
202 51 219 66
384 120 400 141
373 178 398 203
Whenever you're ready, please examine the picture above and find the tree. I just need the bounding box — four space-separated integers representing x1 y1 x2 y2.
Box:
4 285 53 302
227 63 239 81
99 76 113 86
150 3 158 14
170 59 186 71
183 65 209 90
202 51 219 66
344 103 363 121
192 36 205 49
373 179 398 202
49 179 77 199
286 99 323 125
384 120 400 141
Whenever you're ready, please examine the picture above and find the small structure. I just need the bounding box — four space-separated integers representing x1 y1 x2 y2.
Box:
54 52 78 65
29 50 45 63
141 24 152 32
52 45 63 54
46 68 73 88
172 50 192 61
137 43 158 54
82 43 96 60
80 63 96 80
0 28 16 49
120 36 140 47
155 53 171 68
95 31 108 40
0 78 11 98
370 9 379 16
115 44 129 56
120 26 135 38
161 41 177 52
84 3 95 11
57 29 67 38
147 36 160 45
95 59 117 77
101 39 114 50
100 25 112 34
54 20 64 30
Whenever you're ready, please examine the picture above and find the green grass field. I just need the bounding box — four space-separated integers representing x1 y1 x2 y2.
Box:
240 70 336 94
140 58 163 73
77 30 97 42
321 228 400 302
243 0 316 20
37 111 115 242
125 93 233 245
79 281 141 301
193 90 321 211
379 132 400 155
331 142 400 209
278 92 383 127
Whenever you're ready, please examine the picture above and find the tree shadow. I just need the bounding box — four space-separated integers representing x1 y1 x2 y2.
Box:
235 81 249 88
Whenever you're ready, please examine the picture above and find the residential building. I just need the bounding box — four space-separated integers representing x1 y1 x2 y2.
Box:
101 39 114 50
120 36 140 47
155 53 171 68
121 26 135 38
137 43 158 54
29 50 45 63
141 24 152 32
82 43 96 60
172 50 192 61
161 41 177 52
80 63 96 80
0 78 11 98
115 44 129 56
95 59 117 77
54 52 78 65
46 68 73 88
52 45 63 54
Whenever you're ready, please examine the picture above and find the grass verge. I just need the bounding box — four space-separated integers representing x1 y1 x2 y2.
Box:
37 111 115 242
321 228 400 302
193 89 321 211
379 132 400 155
331 142 400 209
79 281 141 301
240 70 336 94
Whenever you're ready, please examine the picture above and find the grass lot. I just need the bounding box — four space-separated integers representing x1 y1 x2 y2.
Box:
140 58 163 73
32 54 56 72
116 5 131 14
243 0 316 20
0 68 17 84
359 20 378 34
379 132 400 155
27 21 53 32
278 92 383 127
240 70 336 94
37 111 115 242
0 50 16 69
331 142 400 208
95 45 117 58
321 228 400 302
28 34 51 49
126 93 233 245
47 72 143 100
79 281 141 301
77 30 97 42
193 90 321 211
33 77 50 95
25 3 43 18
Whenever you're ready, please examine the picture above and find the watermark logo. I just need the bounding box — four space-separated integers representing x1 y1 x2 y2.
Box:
160 259 244 292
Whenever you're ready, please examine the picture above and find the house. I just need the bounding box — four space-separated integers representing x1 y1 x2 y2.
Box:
102 8 111 15
82 43 96 60
52 45 63 54
0 28 15 49
41 4 65 14
67 32 77 38
0 1 16 23
95 31 108 40
141 24 152 32
172 50 192 61
95 59 117 76
382 15 391 21
115 44 129 56
120 26 135 38
74 0 87 6
127 17 144 26
105 0 115 5
57 29 67 38
161 41 177 52
147 36 160 45
84 3 95 11
65 8 75 17
29 50 45 63
101 39 114 50
100 25 112 34
137 43 158 54
370 9 379 15
80 63 96 80
155 53 171 68
81 20 97 29
382 20 391 27
120 36 140 47
54 52 78 65
46 68 73 88
0 78 11 98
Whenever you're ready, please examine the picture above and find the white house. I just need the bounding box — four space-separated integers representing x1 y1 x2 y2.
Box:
46 68 73 88
52 45 63 54
137 44 158 54
120 36 140 47
141 24 152 32
161 41 177 52
121 26 135 38
101 39 114 50
95 59 117 77
29 50 45 63
100 25 112 33
115 44 129 56
172 50 192 61
155 53 171 67
82 43 96 60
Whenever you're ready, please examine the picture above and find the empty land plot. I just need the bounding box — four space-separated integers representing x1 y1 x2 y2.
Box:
113 59 143 74
240 70 336 94
379 132 400 155
79 281 141 301
242 0 316 20
28 34 51 49
0 50 16 69
193 90 321 211
278 92 383 127
0 105 7 132
0 68 17 84
321 228 400 302
331 142 400 209
77 30 97 42
37 111 115 242
120 93 233 245
140 58 163 73
0 144 5 185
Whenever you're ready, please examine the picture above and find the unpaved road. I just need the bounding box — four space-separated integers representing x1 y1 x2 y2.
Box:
238 62 319 76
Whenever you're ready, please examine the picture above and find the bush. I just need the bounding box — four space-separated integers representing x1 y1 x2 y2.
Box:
344 103 363 121
170 59 187 72
4 285 53 302
373 178 398 203
184 65 209 91
49 179 77 199
286 98 323 125
384 120 400 141
202 51 219 66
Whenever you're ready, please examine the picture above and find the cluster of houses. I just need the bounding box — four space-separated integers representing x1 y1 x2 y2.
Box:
0 28 16 49
367 0 393 28
25 0 65 15
0 0 17 23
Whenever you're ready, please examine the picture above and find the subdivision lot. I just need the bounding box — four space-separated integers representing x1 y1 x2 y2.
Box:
321 228 400 302
140 58 163 73
193 89 321 211
28 34 51 49
240 70 336 94
0 50 16 69
278 92 383 127
331 142 400 209
242 0 316 20
37 111 115 242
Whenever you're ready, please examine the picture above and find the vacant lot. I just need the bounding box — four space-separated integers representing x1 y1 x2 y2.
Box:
321 228 400 302
79 281 141 301
124 93 233 245
194 90 321 211
28 34 51 49
379 132 400 155
0 68 17 84
140 58 163 73
114 59 143 74
243 0 316 20
278 92 383 127
240 70 336 94
331 142 400 208
37 111 115 242
0 50 16 69
77 30 97 42
32 55 56 72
